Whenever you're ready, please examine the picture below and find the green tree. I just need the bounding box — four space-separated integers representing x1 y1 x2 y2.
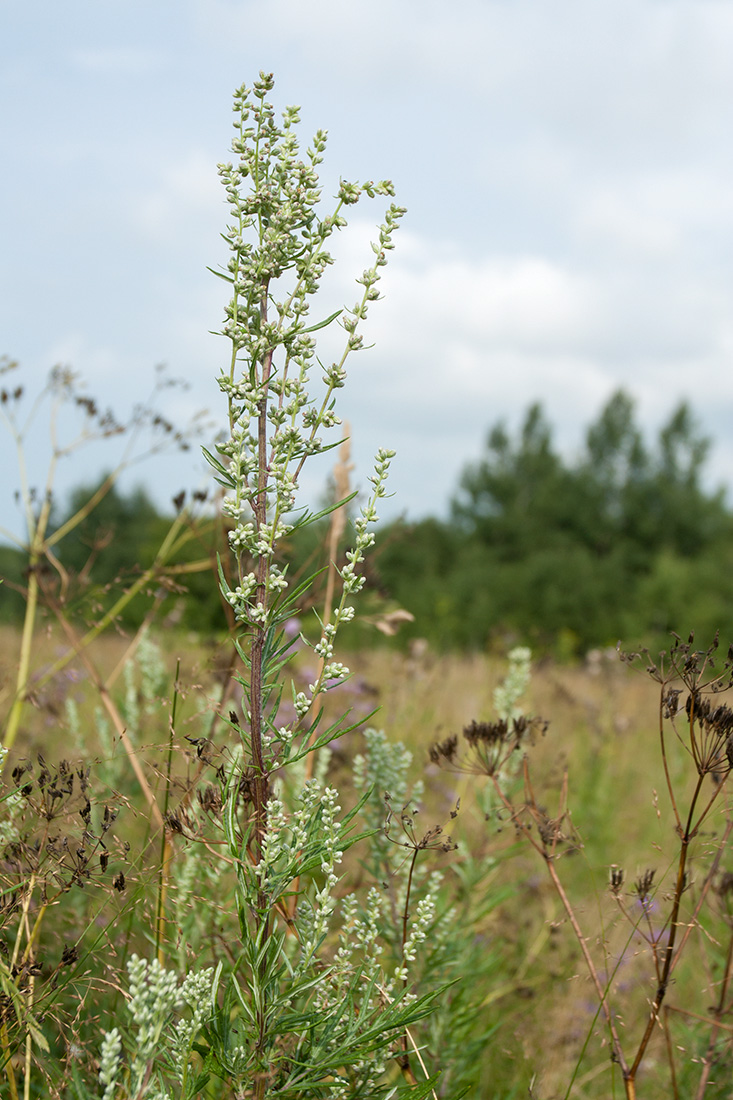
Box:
377 391 732 655
59 477 167 583
578 392 726 559
55 477 223 630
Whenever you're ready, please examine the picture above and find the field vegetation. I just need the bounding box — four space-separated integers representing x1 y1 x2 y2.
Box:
1 73 733 1099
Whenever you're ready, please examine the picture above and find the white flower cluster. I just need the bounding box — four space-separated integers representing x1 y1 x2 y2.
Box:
332 887 384 989
127 955 182 1062
98 1027 122 1100
396 894 437 981
310 886 392 1096
171 967 217 1074
256 782 344 928
302 785 343 957
97 955 215 1099
209 76 404 642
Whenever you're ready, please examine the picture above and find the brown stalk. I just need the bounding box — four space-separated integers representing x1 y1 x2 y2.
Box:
397 844 421 1081
490 761 630 1075
35 581 163 831
625 771 706 1094
669 816 733 968
659 694 682 834
248 292 275 1100
661 1007 680 1100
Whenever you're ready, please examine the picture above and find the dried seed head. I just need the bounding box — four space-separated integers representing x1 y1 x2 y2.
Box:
663 688 682 719
384 799 459 854
429 734 458 766
61 945 79 967
198 785 222 815
635 869 656 906
609 867 625 894
431 714 547 778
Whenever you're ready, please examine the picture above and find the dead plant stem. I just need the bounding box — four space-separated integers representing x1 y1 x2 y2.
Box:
627 772 705 1086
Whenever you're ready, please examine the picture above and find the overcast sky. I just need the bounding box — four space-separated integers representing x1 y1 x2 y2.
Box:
2 0 733 541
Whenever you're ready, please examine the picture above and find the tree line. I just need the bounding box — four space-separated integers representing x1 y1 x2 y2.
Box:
1 390 731 656
376 390 733 655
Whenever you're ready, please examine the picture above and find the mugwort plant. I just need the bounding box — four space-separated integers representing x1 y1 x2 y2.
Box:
93 72 463 1100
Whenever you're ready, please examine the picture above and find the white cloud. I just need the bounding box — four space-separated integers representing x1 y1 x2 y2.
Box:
5 0 733 526
319 216 733 514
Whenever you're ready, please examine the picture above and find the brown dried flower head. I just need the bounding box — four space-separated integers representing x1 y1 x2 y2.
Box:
430 715 548 778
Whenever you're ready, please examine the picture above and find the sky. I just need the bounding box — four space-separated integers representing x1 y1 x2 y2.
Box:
2 0 733 543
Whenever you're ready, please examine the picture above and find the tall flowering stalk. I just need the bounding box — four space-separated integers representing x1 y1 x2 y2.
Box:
93 74 452 1100
206 72 418 1097
210 73 403 866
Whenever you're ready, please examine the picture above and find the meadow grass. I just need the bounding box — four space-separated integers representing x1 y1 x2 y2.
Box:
4 620 719 1098
3 606 733 1098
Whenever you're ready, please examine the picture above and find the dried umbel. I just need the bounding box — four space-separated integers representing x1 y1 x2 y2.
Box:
621 630 733 695
384 793 459 856
2 752 121 897
634 868 656 910
622 632 733 781
609 866 625 895
430 714 548 779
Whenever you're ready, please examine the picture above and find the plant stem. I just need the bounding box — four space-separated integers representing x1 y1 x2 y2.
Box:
543 855 629 1078
156 660 180 965
397 847 420 1082
627 772 705 1088
0 1025 20 1100
694 923 733 1099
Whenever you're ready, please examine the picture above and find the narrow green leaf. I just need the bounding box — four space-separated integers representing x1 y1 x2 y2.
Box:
301 307 342 334
206 265 235 284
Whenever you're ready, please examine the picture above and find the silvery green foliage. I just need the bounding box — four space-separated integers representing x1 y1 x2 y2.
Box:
213 774 442 1097
352 728 445 979
95 75 445 1100
97 955 215 1099
207 72 404 767
493 645 532 721
198 75 443 1099
123 630 168 735
354 728 424 835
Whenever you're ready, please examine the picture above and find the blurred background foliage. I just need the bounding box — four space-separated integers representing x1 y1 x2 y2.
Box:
2 388 731 658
